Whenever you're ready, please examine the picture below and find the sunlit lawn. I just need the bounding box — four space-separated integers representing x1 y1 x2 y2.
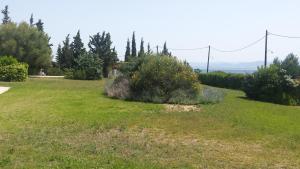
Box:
0 78 299 168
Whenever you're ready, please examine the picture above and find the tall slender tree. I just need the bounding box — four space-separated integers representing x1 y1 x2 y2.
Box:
71 30 86 64
147 43 152 55
125 38 131 62
36 19 44 32
1 5 11 24
56 44 63 68
131 32 137 57
138 38 145 57
61 34 74 68
30 14 34 26
162 42 170 56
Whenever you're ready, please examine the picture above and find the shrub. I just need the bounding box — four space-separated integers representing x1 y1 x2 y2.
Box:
45 67 64 76
198 87 225 104
130 55 201 104
105 75 130 99
243 65 300 105
0 56 28 82
198 71 246 90
64 53 103 80
105 55 220 105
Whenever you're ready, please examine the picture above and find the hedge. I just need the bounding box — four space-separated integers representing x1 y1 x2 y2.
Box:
198 71 246 90
0 63 28 82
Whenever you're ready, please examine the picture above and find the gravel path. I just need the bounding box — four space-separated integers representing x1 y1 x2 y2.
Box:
0 87 10 94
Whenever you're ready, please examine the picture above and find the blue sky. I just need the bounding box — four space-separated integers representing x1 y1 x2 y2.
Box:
2 0 300 64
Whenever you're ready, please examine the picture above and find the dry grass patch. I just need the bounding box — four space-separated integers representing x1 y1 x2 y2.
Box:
62 127 300 169
164 104 201 112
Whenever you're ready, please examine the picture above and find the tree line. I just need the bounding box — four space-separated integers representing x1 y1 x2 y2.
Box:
124 32 171 62
0 5 172 77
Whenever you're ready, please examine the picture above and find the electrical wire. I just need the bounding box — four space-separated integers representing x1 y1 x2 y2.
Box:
211 35 266 53
269 32 300 39
157 45 209 51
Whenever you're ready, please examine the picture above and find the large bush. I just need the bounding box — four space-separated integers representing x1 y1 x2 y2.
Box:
65 53 103 80
0 22 52 74
198 71 246 90
106 55 225 104
243 65 300 105
0 56 28 82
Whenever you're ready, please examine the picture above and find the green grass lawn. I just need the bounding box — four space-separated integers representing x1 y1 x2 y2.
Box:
0 78 300 169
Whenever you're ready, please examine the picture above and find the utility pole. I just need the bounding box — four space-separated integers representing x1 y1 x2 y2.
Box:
207 45 211 73
264 30 268 67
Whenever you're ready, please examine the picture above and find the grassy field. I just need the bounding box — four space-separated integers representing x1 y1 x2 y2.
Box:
0 78 300 169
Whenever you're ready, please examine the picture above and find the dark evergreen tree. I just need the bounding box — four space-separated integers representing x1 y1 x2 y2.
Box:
88 32 118 77
61 34 74 68
1 5 11 24
56 44 63 68
162 42 170 56
138 38 145 57
71 30 86 64
131 32 137 57
125 38 131 62
30 14 34 26
147 43 152 55
36 19 44 32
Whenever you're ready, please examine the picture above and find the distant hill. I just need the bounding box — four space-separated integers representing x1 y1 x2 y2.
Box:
190 61 268 73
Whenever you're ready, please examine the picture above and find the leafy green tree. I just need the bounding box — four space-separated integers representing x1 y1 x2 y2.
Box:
88 31 118 77
131 32 137 57
30 14 34 26
71 30 86 64
138 38 145 57
60 34 74 68
0 22 51 74
281 53 300 78
35 19 44 32
125 39 131 62
1 5 10 24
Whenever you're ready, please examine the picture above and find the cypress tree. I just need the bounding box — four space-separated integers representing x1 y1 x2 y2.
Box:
125 39 131 62
147 43 152 55
71 30 86 64
138 38 145 57
56 44 63 68
162 42 169 56
61 34 74 68
1 5 10 24
36 19 44 32
131 32 137 57
30 14 34 26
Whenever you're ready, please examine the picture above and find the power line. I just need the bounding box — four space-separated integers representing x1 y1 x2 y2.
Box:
269 32 300 39
158 45 209 51
210 35 266 53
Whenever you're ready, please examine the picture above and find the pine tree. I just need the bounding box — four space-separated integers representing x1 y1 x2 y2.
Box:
89 32 118 77
56 44 63 68
30 14 34 26
162 42 169 56
71 30 86 64
1 5 11 24
138 38 145 57
125 39 131 62
131 32 137 57
36 19 44 32
147 43 152 55
61 34 74 68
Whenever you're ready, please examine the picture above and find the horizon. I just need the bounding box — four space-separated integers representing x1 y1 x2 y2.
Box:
2 0 300 65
